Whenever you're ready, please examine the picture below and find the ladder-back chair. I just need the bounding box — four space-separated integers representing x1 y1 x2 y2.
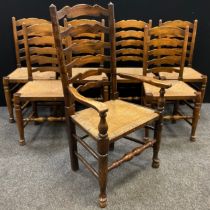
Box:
50 3 171 207
158 19 207 103
3 17 56 122
14 22 64 145
142 25 201 141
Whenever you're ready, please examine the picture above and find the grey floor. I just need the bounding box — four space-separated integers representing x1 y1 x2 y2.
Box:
0 105 210 210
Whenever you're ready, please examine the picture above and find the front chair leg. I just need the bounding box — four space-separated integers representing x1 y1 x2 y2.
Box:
152 119 162 168
3 77 15 123
65 106 79 171
14 93 25 145
98 111 109 208
190 92 201 142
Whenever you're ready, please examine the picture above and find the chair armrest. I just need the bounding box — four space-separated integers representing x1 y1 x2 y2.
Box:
117 73 172 89
68 86 108 113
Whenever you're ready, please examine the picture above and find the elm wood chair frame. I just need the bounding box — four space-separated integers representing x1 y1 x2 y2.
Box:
115 19 153 102
3 17 56 123
159 19 207 103
50 3 171 208
142 25 202 141
14 22 64 146
64 18 109 101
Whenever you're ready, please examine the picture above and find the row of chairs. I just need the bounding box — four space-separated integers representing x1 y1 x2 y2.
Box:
3 17 207 122
2 2 207 208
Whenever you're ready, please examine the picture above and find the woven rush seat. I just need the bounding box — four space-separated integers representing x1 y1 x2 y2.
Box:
117 67 155 81
72 68 107 81
8 68 56 82
17 80 63 100
72 99 159 141
159 67 203 82
144 80 196 99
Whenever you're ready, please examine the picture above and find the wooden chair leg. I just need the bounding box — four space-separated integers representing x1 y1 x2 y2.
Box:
98 112 109 208
190 92 201 142
144 126 149 142
32 102 39 125
3 77 15 123
172 101 179 124
152 119 162 168
102 85 109 102
200 75 207 104
14 93 25 145
65 106 79 171
109 142 114 151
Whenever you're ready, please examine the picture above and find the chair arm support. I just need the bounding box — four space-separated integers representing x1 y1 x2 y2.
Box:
68 86 108 113
117 73 172 89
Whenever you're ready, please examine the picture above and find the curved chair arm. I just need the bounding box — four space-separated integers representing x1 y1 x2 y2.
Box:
68 86 108 113
117 73 172 89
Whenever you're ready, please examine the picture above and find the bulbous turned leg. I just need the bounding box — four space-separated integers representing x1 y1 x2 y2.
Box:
152 119 162 169
190 92 201 142
98 111 109 208
3 77 15 123
14 93 25 146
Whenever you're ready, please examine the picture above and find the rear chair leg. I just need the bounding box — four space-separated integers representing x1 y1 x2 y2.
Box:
14 93 25 145
3 77 15 123
190 92 201 142
172 101 179 123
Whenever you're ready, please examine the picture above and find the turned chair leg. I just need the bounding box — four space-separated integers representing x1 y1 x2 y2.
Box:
98 112 109 208
32 102 39 125
3 77 15 123
190 92 201 142
172 101 179 124
152 119 162 168
14 93 25 145
65 106 79 171
200 75 207 104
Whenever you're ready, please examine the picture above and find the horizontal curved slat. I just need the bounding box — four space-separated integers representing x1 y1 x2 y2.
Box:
117 56 143 62
149 38 184 47
30 55 58 65
160 20 193 29
77 81 103 92
67 19 102 26
116 48 143 55
30 47 57 55
116 39 144 47
57 4 109 20
61 24 108 38
148 56 181 66
32 66 60 73
66 54 106 69
16 18 49 27
116 30 144 39
148 48 183 56
70 68 109 83
25 23 53 36
115 20 147 29
149 26 185 37
148 67 180 74
73 32 101 38
28 36 55 45
64 40 109 54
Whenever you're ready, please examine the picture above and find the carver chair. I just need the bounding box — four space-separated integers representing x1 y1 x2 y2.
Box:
142 25 202 141
14 22 64 145
158 19 207 103
50 3 171 207
64 18 108 101
115 19 154 102
3 17 56 123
